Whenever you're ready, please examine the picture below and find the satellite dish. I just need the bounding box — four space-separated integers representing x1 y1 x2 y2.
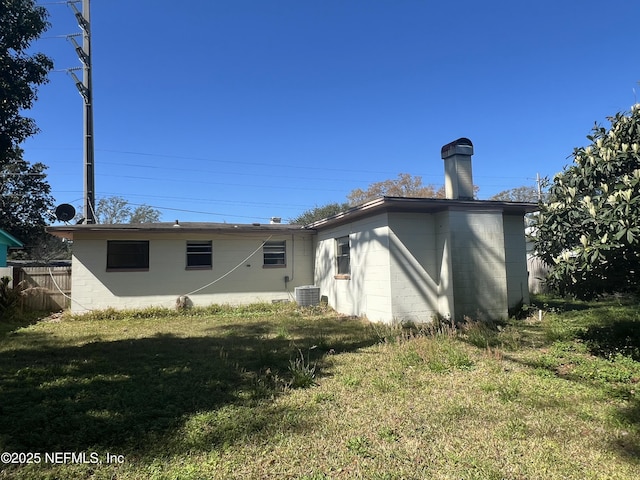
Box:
55 204 76 222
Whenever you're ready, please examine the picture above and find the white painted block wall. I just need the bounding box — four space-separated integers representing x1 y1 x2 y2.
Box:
448 210 508 320
387 213 440 323
314 208 529 324
314 213 393 322
69 232 314 313
503 214 530 308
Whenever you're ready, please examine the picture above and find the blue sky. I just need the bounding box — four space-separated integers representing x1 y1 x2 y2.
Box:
24 0 640 223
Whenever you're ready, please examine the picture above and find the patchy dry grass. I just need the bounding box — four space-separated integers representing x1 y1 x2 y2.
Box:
1 298 639 479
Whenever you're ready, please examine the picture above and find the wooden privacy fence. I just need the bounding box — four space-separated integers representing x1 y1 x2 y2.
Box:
527 255 550 295
14 266 71 311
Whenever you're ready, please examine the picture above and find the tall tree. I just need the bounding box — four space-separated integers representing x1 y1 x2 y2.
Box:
347 173 446 206
28 234 71 262
95 196 162 224
96 197 132 224
0 0 54 248
290 173 482 225
129 204 161 224
288 202 351 225
535 104 640 298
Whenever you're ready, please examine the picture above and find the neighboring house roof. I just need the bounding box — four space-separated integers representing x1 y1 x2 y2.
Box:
305 196 538 229
47 221 312 240
0 229 23 248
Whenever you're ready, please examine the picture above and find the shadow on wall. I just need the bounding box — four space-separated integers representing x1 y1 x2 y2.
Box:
0 319 380 456
314 210 524 323
449 211 514 321
386 221 439 322
81 237 311 298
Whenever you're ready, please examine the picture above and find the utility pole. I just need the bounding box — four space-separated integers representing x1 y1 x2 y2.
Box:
536 173 542 201
68 0 95 224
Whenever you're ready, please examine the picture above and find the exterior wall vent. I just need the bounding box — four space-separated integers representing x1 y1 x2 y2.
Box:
441 137 474 200
295 285 320 306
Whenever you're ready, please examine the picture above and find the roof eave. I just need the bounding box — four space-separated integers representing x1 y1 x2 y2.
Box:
0 229 24 248
46 222 313 240
305 196 538 229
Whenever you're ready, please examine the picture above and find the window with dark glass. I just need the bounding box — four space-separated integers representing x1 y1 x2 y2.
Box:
336 236 350 275
263 241 286 267
107 240 149 270
186 240 212 269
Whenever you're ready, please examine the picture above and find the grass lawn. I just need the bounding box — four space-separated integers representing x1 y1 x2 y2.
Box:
0 299 639 479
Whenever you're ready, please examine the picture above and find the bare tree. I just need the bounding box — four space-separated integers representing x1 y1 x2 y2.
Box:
489 185 540 202
94 196 161 224
347 173 446 206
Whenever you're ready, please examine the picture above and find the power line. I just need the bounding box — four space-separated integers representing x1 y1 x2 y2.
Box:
97 148 541 180
92 160 391 185
124 201 275 221
30 150 536 189
96 148 431 177
97 172 349 193
96 191 311 209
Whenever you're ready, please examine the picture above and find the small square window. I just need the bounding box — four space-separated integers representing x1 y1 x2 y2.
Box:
263 241 286 267
336 236 350 275
187 240 212 269
107 240 149 270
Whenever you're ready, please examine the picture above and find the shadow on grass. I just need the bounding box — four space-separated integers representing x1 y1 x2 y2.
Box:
579 320 640 362
0 310 49 337
529 295 595 313
613 400 640 460
0 317 379 458
468 295 640 463
499 345 640 464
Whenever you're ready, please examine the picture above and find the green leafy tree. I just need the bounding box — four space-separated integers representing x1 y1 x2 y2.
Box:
0 0 54 248
535 104 640 298
95 196 161 224
0 156 53 246
288 202 351 225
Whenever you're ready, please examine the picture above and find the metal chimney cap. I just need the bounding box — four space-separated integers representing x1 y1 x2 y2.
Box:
441 137 473 159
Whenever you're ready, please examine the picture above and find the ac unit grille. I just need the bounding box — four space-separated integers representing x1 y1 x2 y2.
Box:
294 286 320 307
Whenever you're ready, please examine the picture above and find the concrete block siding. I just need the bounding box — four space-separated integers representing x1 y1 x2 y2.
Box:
503 215 530 309
70 231 314 313
448 210 508 320
314 213 392 322
388 213 440 323
314 207 530 324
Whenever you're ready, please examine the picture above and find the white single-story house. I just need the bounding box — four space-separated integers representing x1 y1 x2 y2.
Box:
48 138 536 323
48 222 316 312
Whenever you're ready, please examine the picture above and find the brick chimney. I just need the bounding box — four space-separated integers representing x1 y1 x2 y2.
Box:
441 138 474 200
